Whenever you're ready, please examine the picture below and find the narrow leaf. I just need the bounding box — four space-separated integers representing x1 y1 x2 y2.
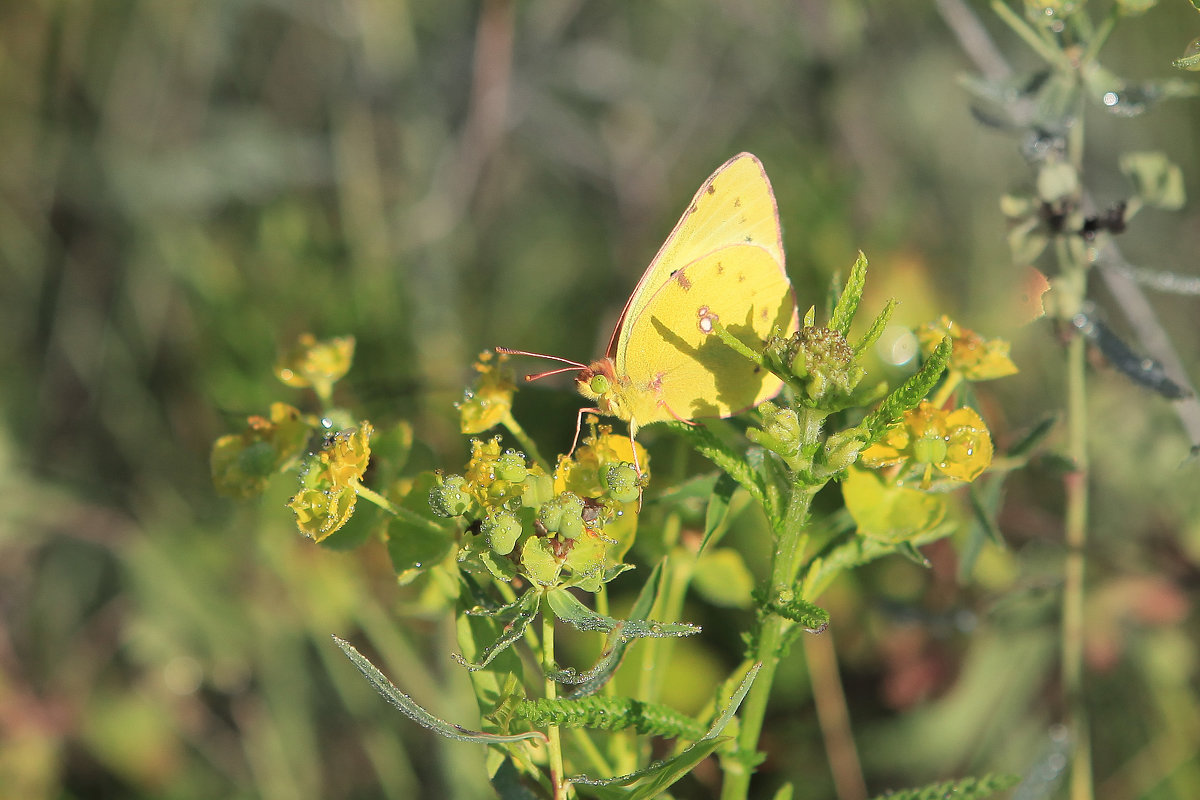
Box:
333 636 546 745
568 561 666 698
863 338 951 439
830 251 868 335
569 664 760 796
453 590 540 671
853 297 897 356
700 472 738 553
546 588 699 639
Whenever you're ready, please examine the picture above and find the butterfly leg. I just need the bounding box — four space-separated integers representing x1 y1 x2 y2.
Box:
569 407 603 458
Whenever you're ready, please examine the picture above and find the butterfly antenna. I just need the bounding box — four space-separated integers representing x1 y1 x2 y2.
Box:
495 347 588 382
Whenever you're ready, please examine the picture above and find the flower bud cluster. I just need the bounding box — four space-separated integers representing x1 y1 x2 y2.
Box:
427 435 644 590
768 326 863 403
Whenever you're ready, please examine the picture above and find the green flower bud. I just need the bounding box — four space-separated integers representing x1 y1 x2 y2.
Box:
600 463 640 504
494 450 528 483
522 472 555 510
429 474 472 518
481 510 522 555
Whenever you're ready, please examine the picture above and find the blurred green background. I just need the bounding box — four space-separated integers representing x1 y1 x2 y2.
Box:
3 1 1200 798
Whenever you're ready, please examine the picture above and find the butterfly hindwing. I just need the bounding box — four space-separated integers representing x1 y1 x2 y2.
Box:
617 244 798 426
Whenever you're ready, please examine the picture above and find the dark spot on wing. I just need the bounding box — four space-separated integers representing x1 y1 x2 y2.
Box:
706 184 716 195
689 203 698 214
676 271 692 290
734 198 742 208
716 262 724 274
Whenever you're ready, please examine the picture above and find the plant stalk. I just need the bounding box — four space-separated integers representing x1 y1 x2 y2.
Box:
720 480 816 800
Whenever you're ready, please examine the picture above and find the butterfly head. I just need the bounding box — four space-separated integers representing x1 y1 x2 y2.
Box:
575 358 629 421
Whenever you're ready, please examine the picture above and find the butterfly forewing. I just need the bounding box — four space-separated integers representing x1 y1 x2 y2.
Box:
608 153 786 360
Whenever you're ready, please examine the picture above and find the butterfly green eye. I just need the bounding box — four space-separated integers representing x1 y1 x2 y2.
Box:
589 374 610 395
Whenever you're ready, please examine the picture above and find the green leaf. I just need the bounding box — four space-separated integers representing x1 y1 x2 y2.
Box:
867 773 1018 800
333 636 546 745
1006 415 1057 461
842 467 946 544
453 589 541 671
700 472 738 553
569 664 760 797
517 695 706 739
665 422 769 511
830 251 868 336
852 297 896 357
862 338 951 440
767 596 829 633
693 548 755 609
545 588 700 640
1120 151 1186 210
567 561 667 698
490 756 543 800
1174 36 1200 71
521 536 562 586
386 471 457 584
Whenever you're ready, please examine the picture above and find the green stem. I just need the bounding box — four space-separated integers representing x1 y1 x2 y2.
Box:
542 609 566 800
1064 315 1092 800
503 412 551 473
720 481 817 800
354 484 447 535
990 0 1071 69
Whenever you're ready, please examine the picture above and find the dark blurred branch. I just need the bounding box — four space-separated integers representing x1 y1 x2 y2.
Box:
936 0 1200 450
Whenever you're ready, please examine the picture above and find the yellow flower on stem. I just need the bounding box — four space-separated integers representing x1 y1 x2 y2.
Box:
860 401 993 489
275 334 355 404
917 316 1018 382
457 351 517 435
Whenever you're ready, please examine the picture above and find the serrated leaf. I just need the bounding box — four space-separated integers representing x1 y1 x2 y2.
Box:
768 596 829 633
852 297 896 357
830 251 868 335
867 773 1018 800
863 339 951 439
569 664 760 798
333 636 546 745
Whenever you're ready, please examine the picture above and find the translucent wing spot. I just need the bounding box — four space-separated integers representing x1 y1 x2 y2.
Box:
697 306 719 334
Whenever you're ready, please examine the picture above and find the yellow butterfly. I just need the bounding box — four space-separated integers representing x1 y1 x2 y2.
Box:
502 153 798 466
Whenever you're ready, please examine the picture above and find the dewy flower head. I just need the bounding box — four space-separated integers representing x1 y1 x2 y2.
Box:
860 401 993 488
456 350 517 435
287 422 373 541
917 316 1017 382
